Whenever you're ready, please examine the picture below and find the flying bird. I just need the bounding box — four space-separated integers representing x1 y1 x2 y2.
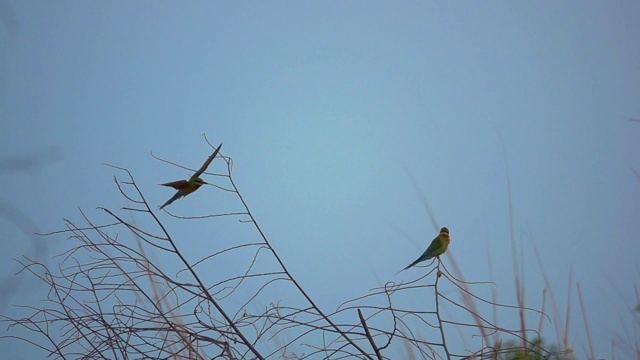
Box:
399 227 450 272
159 143 222 210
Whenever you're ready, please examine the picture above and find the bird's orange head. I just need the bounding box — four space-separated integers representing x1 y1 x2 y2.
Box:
192 177 207 186
179 177 208 196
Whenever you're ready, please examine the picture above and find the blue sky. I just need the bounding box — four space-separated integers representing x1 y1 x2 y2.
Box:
1 1 640 358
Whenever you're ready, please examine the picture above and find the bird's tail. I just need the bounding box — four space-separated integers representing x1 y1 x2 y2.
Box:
394 262 415 276
394 257 436 276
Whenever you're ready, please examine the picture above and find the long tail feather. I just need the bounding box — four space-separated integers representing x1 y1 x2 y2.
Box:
395 260 416 275
160 180 188 189
394 256 436 275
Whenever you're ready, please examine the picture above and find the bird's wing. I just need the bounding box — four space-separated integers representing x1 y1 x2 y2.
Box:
159 190 183 209
399 236 442 272
160 180 189 189
422 236 443 258
190 142 223 180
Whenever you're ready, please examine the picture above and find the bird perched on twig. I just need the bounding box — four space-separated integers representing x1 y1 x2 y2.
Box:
159 143 222 210
398 227 450 273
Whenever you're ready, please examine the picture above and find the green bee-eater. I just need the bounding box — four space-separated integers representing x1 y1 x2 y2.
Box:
400 227 450 271
159 142 222 210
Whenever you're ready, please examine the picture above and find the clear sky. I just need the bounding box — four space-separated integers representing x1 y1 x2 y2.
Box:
1 1 639 359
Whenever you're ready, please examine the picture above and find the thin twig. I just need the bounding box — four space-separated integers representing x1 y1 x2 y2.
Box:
358 309 383 360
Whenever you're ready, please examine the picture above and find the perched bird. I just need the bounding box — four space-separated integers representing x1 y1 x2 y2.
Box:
159 143 222 210
399 227 450 272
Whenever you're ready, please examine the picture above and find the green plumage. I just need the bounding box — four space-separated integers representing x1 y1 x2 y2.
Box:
158 143 222 210
400 227 450 271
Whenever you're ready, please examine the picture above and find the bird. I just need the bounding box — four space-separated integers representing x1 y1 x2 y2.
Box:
159 142 222 210
399 227 450 272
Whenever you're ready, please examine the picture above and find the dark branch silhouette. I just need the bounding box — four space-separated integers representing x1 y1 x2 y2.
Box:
1 138 570 359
